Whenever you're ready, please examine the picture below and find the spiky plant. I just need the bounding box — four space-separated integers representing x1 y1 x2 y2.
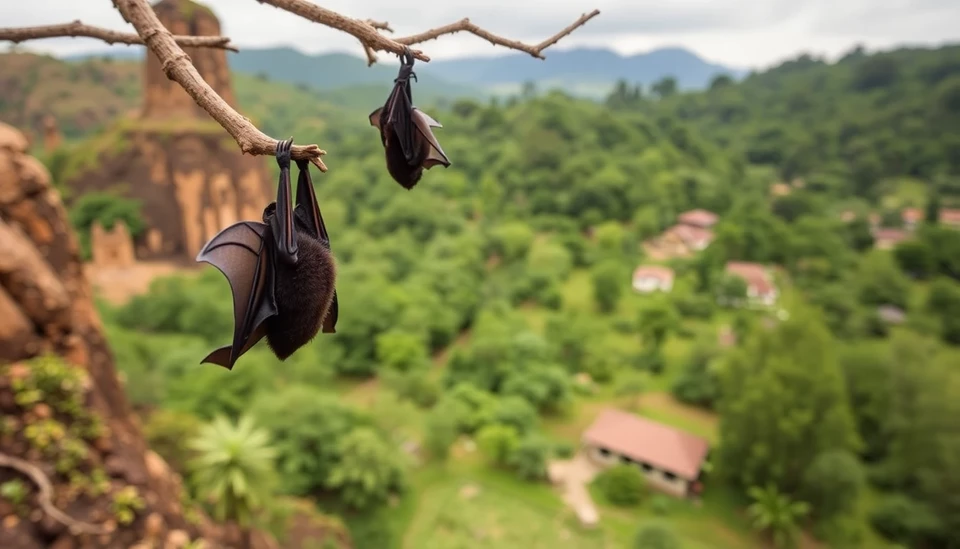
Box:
187 415 277 527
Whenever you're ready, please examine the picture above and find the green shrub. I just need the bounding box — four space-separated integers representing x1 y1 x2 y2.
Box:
594 464 646 506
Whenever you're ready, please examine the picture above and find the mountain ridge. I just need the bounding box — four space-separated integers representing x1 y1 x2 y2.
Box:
61 45 746 97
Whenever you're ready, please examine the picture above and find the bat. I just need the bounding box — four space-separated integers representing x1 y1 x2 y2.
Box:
195 137 338 370
369 46 451 189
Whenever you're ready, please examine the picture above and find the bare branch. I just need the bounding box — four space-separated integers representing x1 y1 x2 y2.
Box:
256 0 431 62
0 20 237 51
394 10 602 59
0 452 112 535
359 19 393 66
256 0 599 66
111 0 327 170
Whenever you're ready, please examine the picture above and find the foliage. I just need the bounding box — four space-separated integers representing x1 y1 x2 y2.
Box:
326 427 407 511
746 484 810 549
633 522 681 549
476 423 520 467
800 450 865 522
505 435 550 481
422 405 458 463
187 415 278 526
594 464 647 507
716 301 859 496
68 191 146 260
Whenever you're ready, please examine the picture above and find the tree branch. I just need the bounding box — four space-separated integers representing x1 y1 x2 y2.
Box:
394 10 602 59
111 0 327 170
0 20 237 51
0 452 112 535
256 0 599 65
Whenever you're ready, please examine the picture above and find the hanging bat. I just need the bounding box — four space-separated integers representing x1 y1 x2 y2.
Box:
369 46 451 189
195 138 338 370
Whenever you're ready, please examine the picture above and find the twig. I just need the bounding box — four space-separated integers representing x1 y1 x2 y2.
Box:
256 0 432 62
111 0 327 170
256 0 598 65
0 20 237 51
394 10 602 59
0 452 112 535
360 19 393 66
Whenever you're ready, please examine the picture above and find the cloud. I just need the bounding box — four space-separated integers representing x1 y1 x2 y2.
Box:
2 0 959 68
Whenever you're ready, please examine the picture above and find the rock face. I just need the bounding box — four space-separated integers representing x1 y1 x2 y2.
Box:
143 0 237 119
0 121 222 548
65 0 273 262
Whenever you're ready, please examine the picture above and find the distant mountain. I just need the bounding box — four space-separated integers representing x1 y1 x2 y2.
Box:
61 45 745 100
423 47 747 92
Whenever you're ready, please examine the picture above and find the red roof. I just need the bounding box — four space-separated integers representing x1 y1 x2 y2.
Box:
902 207 922 224
873 228 908 243
678 209 719 228
941 208 960 225
725 261 775 296
582 409 710 480
632 265 674 283
665 224 714 247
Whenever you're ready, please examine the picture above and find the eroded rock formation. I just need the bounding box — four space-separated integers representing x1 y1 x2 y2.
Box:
64 0 272 262
0 120 229 548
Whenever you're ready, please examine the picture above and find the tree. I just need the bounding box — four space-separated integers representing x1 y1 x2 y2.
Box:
476 424 521 467
636 298 678 351
594 464 647 506
857 250 911 308
633 522 680 549
800 450 865 521
591 259 624 313
187 415 278 528
615 371 649 411
716 300 859 496
423 403 459 463
747 483 811 549
652 76 678 99
326 427 407 511
507 435 551 481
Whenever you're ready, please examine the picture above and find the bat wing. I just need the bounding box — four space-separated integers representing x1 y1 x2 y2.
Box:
379 80 418 164
413 108 451 169
196 221 278 369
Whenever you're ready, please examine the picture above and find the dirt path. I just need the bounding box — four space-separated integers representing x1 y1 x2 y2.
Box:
548 451 601 528
84 260 200 305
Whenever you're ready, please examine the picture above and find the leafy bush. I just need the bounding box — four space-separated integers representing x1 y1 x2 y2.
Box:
633 522 680 549
594 464 646 506
507 435 550 481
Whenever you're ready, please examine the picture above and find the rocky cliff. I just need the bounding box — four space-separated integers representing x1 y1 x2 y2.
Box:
63 0 273 263
0 120 230 549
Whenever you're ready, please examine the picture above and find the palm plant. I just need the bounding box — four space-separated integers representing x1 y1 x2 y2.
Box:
747 483 811 548
187 415 278 528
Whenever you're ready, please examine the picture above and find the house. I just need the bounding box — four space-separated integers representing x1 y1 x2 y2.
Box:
725 261 778 307
677 209 719 230
877 305 906 325
940 208 960 229
632 266 675 293
663 224 714 253
582 409 710 499
902 207 923 230
872 228 909 250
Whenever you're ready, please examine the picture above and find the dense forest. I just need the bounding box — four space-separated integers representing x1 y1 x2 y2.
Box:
13 41 960 549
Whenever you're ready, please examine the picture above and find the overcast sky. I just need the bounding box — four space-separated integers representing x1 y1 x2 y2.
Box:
4 0 960 69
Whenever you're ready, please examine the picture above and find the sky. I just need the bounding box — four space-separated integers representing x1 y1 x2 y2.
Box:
3 0 960 70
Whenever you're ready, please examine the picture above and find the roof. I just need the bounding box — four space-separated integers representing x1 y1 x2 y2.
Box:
664 224 714 246
872 228 908 242
725 261 775 296
582 409 710 480
678 209 719 228
902 207 922 224
633 265 674 283
941 208 960 225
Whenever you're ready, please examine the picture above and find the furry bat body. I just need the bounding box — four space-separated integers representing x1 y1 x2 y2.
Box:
196 138 338 370
370 47 451 189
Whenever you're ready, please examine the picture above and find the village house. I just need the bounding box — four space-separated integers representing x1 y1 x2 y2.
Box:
725 261 779 307
940 208 960 229
582 409 710 499
632 265 675 293
902 207 923 230
677 209 719 230
661 224 715 255
872 228 910 250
